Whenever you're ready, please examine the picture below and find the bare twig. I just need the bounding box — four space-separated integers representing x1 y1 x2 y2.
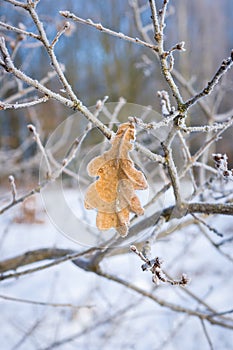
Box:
0 185 41 215
180 117 233 133
50 21 71 48
94 95 109 117
0 96 49 110
41 303 137 350
3 0 28 9
8 175 17 202
212 153 233 181
25 3 78 102
4 70 58 103
0 20 40 40
0 35 113 140
0 247 97 281
129 202 233 238
134 141 165 163
27 123 52 178
60 10 159 52
0 37 74 106
198 225 233 263
0 294 93 309
96 269 233 329
209 308 233 317
149 0 184 108
184 51 233 110
216 235 233 247
129 112 178 131
130 245 189 286
200 319 214 350
162 129 182 206
191 213 223 237
157 90 173 116
0 248 74 273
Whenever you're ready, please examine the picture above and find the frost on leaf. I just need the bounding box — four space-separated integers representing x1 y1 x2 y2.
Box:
84 122 148 237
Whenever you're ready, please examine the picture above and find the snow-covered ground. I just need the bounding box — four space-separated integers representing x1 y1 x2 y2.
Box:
0 188 233 350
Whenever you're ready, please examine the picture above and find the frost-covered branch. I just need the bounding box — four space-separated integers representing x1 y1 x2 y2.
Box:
148 0 184 108
213 153 233 181
184 51 233 109
8 175 17 203
0 96 49 110
96 269 233 329
130 245 189 286
0 247 97 281
27 124 52 178
0 20 41 40
60 10 159 52
0 293 93 309
0 37 74 107
180 118 233 133
50 21 71 48
129 202 233 237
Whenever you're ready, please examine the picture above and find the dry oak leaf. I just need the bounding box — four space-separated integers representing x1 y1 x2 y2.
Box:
84 122 148 237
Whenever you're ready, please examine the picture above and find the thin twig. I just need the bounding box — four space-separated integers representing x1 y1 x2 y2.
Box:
216 235 233 247
0 247 97 281
0 20 40 40
0 37 73 106
198 224 233 263
27 123 52 178
0 96 49 110
162 128 182 206
50 21 70 48
60 11 159 52
4 70 58 103
0 37 114 139
128 112 178 131
25 3 78 102
209 308 233 318
130 245 189 286
180 117 233 133
159 0 169 32
134 141 165 163
149 0 160 37
0 294 93 309
184 51 233 110
3 0 28 9
96 269 233 329
149 0 184 108
191 213 223 237
8 175 17 202
200 319 214 350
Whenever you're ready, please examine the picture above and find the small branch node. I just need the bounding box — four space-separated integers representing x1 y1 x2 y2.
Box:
8 175 17 203
95 95 109 111
157 90 172 116
213 153 233 181
131 245 189 286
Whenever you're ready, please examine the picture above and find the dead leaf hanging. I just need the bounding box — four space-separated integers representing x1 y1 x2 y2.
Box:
84 122 148 237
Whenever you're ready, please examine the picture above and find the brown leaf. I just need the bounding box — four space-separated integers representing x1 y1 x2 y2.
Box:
84 122 148 237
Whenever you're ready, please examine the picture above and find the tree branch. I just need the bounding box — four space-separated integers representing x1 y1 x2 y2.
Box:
95 269 233 329
0 96 49 110
60 10 159 52
149 0 184 108
0 20 41 40
0 247 97 280
129 202 233 237
184 51 233 109
0 293 93 309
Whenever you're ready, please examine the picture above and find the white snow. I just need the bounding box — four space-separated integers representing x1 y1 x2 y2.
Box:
0 188 233 350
